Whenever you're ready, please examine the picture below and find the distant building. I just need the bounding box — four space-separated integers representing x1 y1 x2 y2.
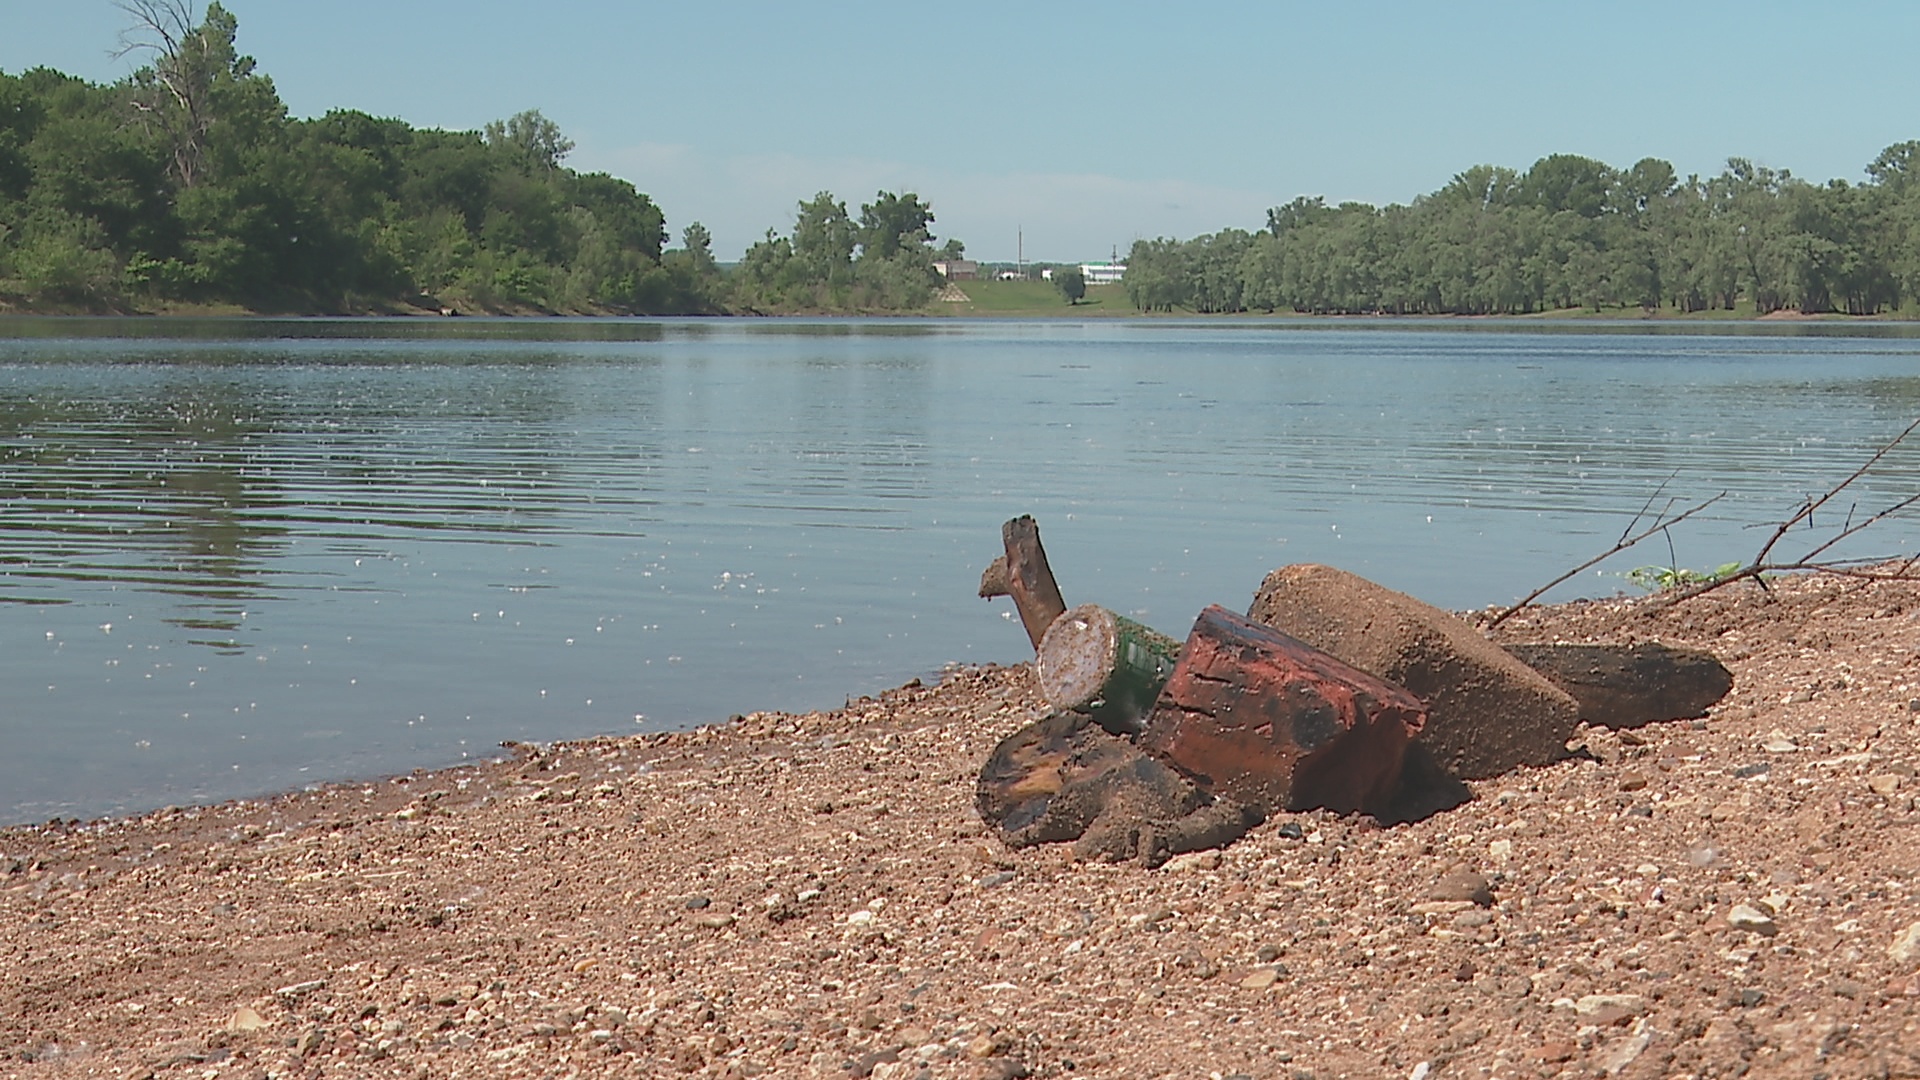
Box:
1079 262 1126 285
996 269 1024 281
933 260 979 280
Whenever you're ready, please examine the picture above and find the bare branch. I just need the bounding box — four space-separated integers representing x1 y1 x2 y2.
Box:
1484 492 1726 629
111 0 192 62
1747 414 1920 570
1494 416 1920 627
1639 420 1920 609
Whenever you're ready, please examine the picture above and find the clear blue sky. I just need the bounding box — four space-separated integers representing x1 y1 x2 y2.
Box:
7 1 1919 262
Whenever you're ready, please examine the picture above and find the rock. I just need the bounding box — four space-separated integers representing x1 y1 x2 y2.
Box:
1531 1040 1576 1063
1726 903 1778 936
1248 564 1579 779
1598 1021 1653 1074
1161 850 1221 873
1239 967 1280 990
975 710 1262 866
225 1006 268 1032
1139 605 1427 816
1868 774 1905 796
1570 993 1648 1026
1503 641 1732 728
1891 921 1920 966
966 1033 1009 1059
1429 870 1494 907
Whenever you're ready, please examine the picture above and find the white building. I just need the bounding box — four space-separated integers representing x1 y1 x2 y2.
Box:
1079 262 1126 285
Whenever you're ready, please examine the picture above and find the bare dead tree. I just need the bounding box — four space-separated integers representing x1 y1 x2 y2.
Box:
1489 416 1920 626
113 0 222 189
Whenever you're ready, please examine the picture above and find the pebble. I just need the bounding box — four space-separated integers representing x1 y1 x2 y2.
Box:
1531 1040 1576 1063
1617 771 1650 792
225 1006 268 1032
966 1033 1007 1058
1599 1022 1653 1072
1162 850 1221 872
1429 870 1493 907
1726 903 1778 936
1569 993 1648 1026
1868 774 1904 796
978 871 1016 888
1239 967 1280 990
1891 921 1920 966
1730 762 1771 779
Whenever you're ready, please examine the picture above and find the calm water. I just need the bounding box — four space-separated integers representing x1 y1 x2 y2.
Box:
5 317 1920 824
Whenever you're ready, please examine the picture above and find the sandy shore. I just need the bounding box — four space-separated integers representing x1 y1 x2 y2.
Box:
5 572 1920 1079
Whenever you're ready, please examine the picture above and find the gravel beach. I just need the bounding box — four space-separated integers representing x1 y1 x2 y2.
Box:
6 571 1920 1079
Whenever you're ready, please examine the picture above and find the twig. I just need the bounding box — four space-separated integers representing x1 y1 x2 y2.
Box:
1493 415 1920 626
1484 493 1725 628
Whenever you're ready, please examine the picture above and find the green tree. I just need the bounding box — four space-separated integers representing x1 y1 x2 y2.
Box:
792 191 854 291
484 109 573 172
1055 266 1085 305
857 190 933 260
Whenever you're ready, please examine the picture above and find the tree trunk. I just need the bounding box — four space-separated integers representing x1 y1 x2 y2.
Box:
1036 604 1182 735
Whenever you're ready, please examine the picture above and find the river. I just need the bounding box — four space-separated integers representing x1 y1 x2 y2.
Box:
4 317 1919 823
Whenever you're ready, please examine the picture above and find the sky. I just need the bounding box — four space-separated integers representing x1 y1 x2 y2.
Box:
7 1 1920 263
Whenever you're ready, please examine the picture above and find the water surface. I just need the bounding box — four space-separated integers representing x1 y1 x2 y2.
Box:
4 317 1919 823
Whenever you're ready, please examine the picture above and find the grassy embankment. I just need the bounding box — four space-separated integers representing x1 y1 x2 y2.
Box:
931 279 1133 315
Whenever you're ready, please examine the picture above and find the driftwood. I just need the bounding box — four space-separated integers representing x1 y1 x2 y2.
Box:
978 556 1011 600
1504 642 1733 729
976 711 1263 866
1036 604 1183 735
994 516 1067 651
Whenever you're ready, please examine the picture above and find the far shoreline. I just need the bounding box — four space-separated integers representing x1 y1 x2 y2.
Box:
2 303 1917 325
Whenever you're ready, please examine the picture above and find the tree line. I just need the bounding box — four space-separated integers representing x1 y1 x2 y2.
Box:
0 2 958 315
1125 148 1920 317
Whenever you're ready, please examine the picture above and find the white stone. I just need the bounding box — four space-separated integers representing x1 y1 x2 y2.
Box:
1727 903 1778 935
1890 921 1920 966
